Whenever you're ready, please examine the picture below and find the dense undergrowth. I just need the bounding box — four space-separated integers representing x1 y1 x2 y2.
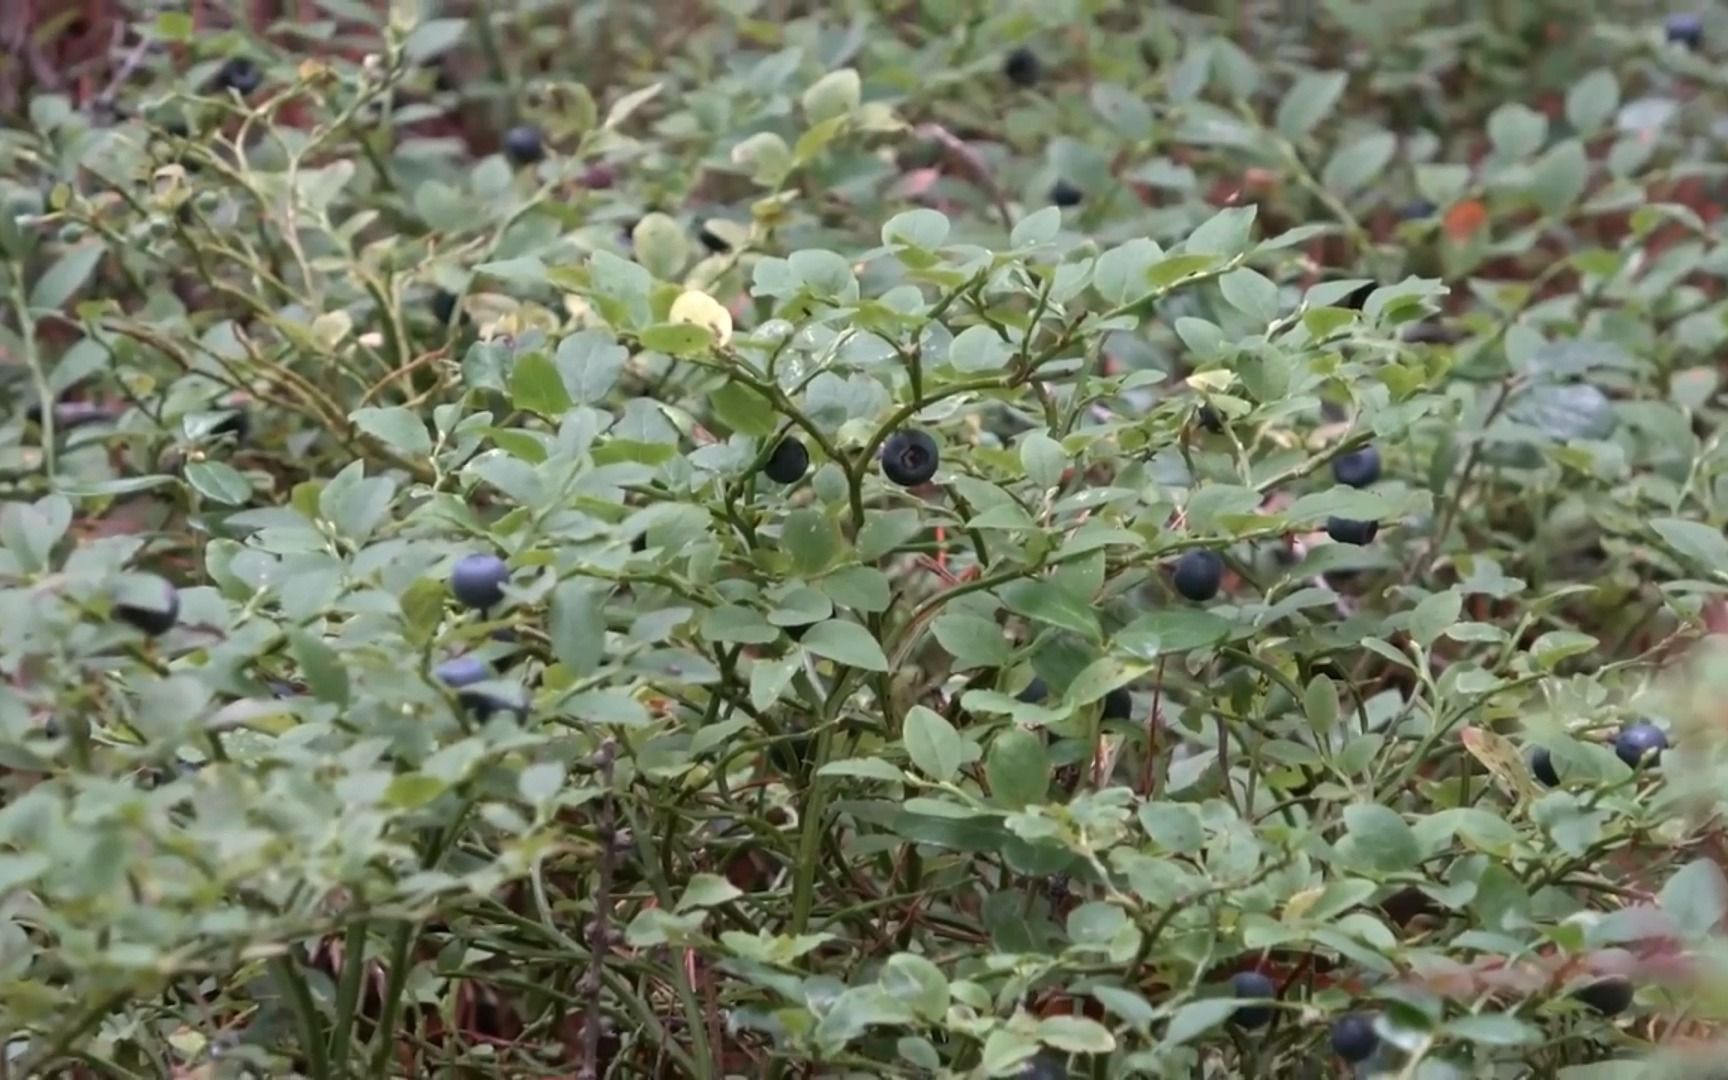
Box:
5 1 1728 1077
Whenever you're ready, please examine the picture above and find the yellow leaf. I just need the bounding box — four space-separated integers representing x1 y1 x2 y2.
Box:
669 289 733 346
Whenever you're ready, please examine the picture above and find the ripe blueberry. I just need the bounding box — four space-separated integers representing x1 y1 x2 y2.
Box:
1573 976 1634 1016
763 438 809 484
503 124 546 165
1400 199 1437 221
115 580 180 636
1017 677 1049 704
435 656 488 688
1003 46 1041 88
1330 1013 1378 1063
432 289 461 326
881 429 939 486
1326 517 1379 546
1196 404 1225 433
698 225 730 254
1614 721 1668 768
1173 549 1224 603
1332 445 1382 488
1049 179 1083 208
213 58 262 96
451 553 509 610
210 410 250 442
1017 1050 1066 1080
1530 747 1560 787
1228 970 1277 1028
1102 686 1132 721
1666 13 1704 49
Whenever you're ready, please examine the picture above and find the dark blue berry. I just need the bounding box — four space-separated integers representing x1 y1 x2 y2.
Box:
1003 47 1041 88
1102 686 1132 721
1049 180 1083 208
115 580 180 637
1228 970 1277 1028
1326 517 1379 546
881 430 939 486
214 58 262 96
1666 13 1704 49
1173 549 1224 603
451 553 509 610
1614 722 1668 768
1573 977 1634 1016
763 438 809 484
1332 445 1382 488
1531 748 1560 787
1017 677 1048 704
503 124 546 165
1331 1013 1378 1062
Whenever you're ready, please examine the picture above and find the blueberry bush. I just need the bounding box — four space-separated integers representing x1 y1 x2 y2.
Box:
4 2 1728 1077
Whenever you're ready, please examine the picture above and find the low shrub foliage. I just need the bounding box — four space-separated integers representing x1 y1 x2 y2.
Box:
3 2 1728 1077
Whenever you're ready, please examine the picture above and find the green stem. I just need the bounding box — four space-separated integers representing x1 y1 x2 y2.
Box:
9 277 53 481
326 921 368 1076
271 950 330 1080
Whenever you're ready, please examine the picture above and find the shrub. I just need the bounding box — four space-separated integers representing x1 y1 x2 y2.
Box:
2 3 1728 1077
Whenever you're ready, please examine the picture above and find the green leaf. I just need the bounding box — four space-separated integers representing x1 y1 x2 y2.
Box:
802 68 861 124
881 953 948 1021
1275 70 1347 139
1408 589 1462 647
184 460 252 506
801 619 889 671
932 612 1011 670
987 728 1049 810
402 18 468 62
1338 804 1420 872
1658 858 1728 937
510 352 573 417
904 706 964 782
677 873 743 910
949 324 1012 372
998 579 1099 639
639 323 715 357
385 773 448 809
1304 673 1339 733
783 509 840 575
1218 267 1278 323
1011 206 1062 248
1115 609 1232 657
555 329 629 403
29 243 104 310
1163 999 1236 1046
550 581 607 676
882 208 950 250
351 406 433 456
288 629 349 706
1652 518 1728 575
708 381 778 437
1565 69 1619 135
603 81 663 130
1322 131 1397 196
631 212 689 280
1037 1015 1115 1053
1444 1013 1541 1046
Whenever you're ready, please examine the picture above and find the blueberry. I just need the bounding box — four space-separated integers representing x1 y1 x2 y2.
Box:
1016 677 1049 704
1326 517 1379 546
115 580 180 637
1173 549 1224 603
1531 747 1560 787
1330 1013 1378 1062
1017 1049 1066 1080
1400 199 1437 221
213 57 262 96
450 553 509 610
1228 970 1277 1028
1049 179 1083 208
1332 445 1382 488
1666 13 1704 49
698 225 731 254
1613 722 1668 768
431 289 460 326
1573 977 1634 1016
503 124 546 166
435 656 489 689
881 430 939 486
1003 46 1041 88
762 438 809 485
1102 686 1132 721
210 410 250 442
1196 404 1225 433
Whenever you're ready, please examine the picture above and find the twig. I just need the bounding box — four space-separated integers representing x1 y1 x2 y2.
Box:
580 739 618 1080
